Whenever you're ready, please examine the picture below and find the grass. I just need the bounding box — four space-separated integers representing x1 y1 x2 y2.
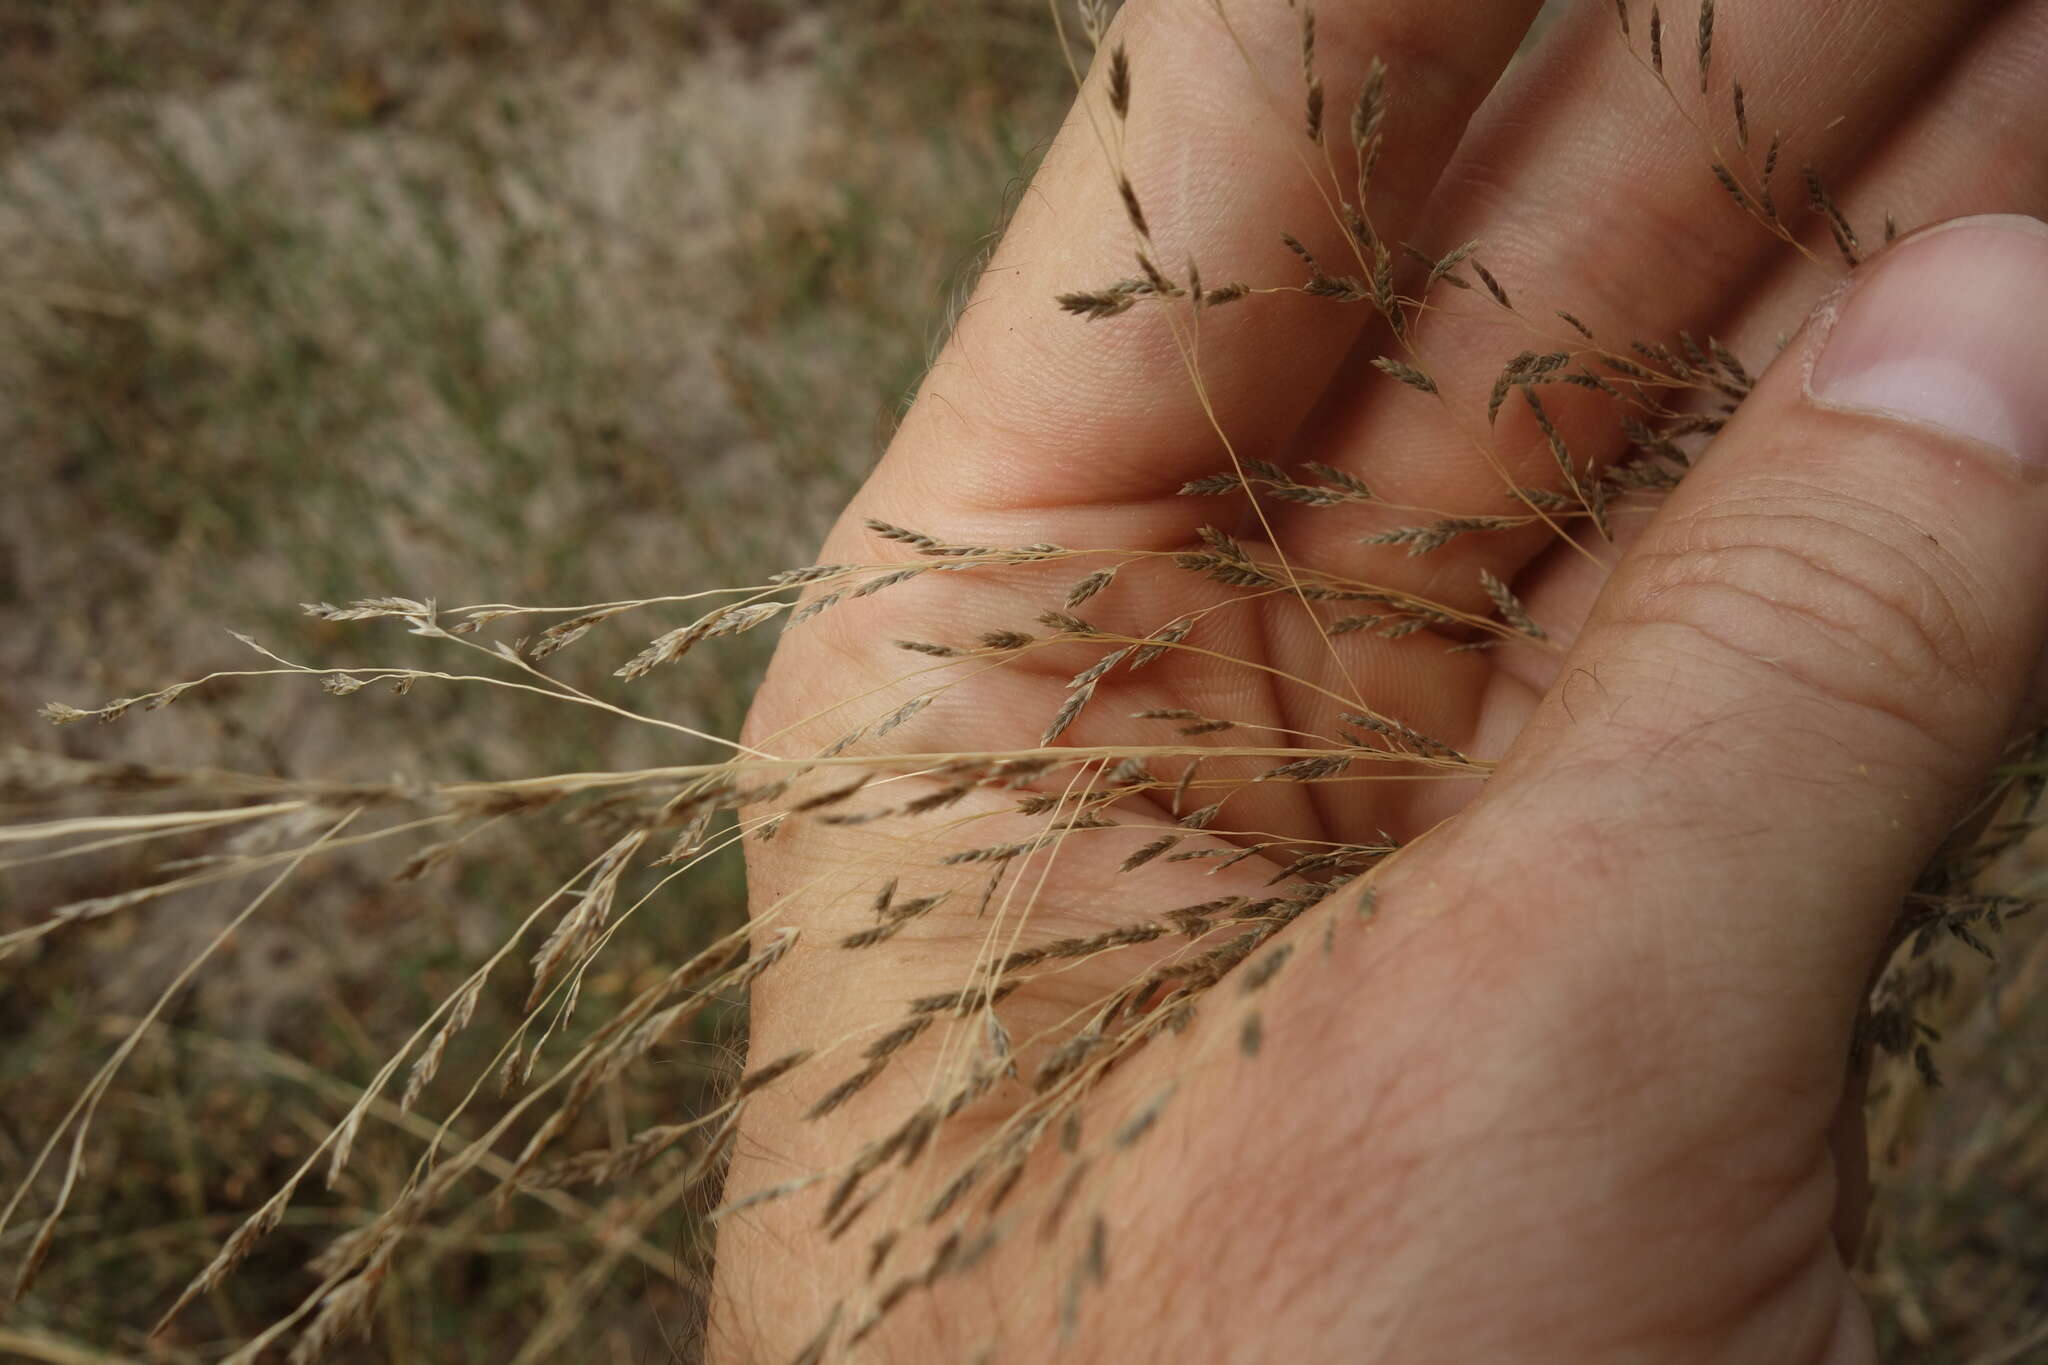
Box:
1 1 2043 1361
1 2 1067 1359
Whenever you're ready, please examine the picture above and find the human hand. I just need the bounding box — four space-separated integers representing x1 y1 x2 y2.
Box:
715 1 2048 1360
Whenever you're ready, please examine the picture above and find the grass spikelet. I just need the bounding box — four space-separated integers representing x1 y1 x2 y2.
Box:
1481 569 1547 642
850 566 931 600
1042 681 1098 746
1119 835 1180 872
1710 162 1753 215
526 606 628 662
873 692 934 737
1117 175 1149 239
1300 5 1323 142
864 518 938 549
617 602 788 680
1257 753 1351 783
151 1188 294 1335
1426 238 1480 289
1696 0 1714 91
1057 284 1140 320
1038 609 1098 635
1361 515 1523 556
1065 567 1118 607
739 1048 815 1096
402 977 483 1110
1371 355 1439 394
1471 259 1512 310
526 832 644 1010
1351 55 1386 154
807 1063 888 1121
1127 615 1193 669
287 1242 395 1365
1804 165 1862 266
1068 645 1132 689
301 596 438 624
1077 0 1112 47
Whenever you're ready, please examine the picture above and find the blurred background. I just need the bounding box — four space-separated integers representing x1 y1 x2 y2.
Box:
0 2 2041 1361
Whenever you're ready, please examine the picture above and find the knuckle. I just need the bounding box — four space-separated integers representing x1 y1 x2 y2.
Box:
1614 491 1995 751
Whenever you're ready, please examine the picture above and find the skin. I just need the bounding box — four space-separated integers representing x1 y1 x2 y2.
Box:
713 1 2048 1360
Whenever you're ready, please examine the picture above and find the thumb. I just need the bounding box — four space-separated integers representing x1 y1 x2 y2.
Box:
1449 214 2048 1099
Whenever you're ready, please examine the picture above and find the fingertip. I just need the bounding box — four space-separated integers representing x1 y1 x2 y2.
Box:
1807 214 2048 467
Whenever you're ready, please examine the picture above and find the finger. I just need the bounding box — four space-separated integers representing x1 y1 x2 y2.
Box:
1458 213 2048 1101
858 0 1546 539
1267 0 2009 604
1501 0 2048 694
1645 0 2048 417
1258 0 2033 823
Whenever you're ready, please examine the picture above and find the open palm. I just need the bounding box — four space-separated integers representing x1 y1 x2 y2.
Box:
717 2 2048 1360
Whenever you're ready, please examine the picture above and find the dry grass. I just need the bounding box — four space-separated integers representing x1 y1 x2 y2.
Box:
1 2 2042 1362
1 2 1065 1359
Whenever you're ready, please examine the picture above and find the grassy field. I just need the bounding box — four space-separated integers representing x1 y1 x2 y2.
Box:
1 3 1066 1359
1 2 2042 1362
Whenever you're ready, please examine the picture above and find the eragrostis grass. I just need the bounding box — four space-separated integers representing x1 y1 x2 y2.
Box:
6 0 2046 1360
